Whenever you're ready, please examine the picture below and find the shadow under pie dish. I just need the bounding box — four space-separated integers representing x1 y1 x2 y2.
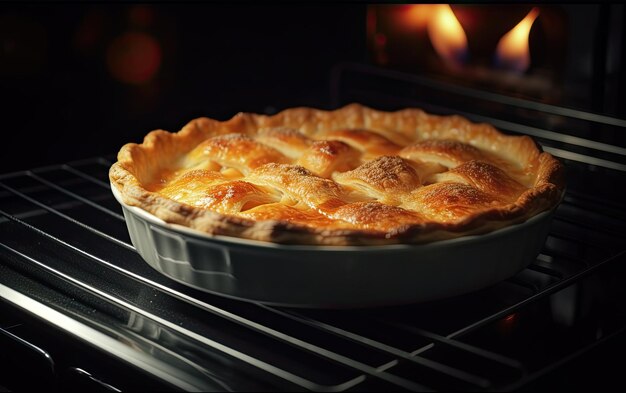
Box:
110 104 565 307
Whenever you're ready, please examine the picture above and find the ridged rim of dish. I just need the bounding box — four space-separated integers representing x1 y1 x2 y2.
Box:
112 184 559 252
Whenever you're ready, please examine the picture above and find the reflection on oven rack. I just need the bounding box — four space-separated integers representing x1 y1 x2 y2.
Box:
1 148 624 390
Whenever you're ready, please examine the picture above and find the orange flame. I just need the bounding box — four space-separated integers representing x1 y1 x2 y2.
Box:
495 8 540 73
427 4 468 69
405 4 435 29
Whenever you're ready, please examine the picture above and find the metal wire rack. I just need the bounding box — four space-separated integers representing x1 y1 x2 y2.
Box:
2 65 626 391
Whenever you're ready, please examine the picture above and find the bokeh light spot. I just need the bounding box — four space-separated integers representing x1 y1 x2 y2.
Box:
106 31 161 85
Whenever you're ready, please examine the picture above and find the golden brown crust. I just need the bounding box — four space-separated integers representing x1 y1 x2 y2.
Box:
333 156 421 203
110 103 565 245
296 140 360 178
430 161 527 202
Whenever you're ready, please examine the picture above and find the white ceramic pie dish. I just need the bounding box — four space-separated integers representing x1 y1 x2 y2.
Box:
111 185 557 309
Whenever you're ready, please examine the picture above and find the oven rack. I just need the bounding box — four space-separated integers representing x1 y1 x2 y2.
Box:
331 62 626 174
1 151 625 391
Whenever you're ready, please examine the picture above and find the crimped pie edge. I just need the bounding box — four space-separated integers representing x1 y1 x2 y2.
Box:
109 104 565 245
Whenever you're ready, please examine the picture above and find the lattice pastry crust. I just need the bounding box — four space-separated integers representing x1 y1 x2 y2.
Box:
110 104 565 245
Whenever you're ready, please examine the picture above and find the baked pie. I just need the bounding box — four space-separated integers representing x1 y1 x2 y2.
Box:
110 104 565 245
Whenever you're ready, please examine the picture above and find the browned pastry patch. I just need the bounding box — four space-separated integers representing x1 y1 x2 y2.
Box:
405 183 503 222
333 156 420 204
430 160 526 202
400 139 486 168
296 140 360 178
329 202 425 232
321 129 402 157
255 127 311 158
187 133 289 173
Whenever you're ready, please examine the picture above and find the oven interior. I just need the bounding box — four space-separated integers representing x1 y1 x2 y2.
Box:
1 4 626 392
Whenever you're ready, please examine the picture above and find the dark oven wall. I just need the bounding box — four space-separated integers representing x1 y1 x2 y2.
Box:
0 4 367 173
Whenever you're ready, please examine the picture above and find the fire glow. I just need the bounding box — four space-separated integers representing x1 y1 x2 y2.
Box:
495 7 540 73
420 5 539 74
427 4 468 69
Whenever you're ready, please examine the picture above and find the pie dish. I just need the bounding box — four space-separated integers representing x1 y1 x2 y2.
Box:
109 104 564 246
